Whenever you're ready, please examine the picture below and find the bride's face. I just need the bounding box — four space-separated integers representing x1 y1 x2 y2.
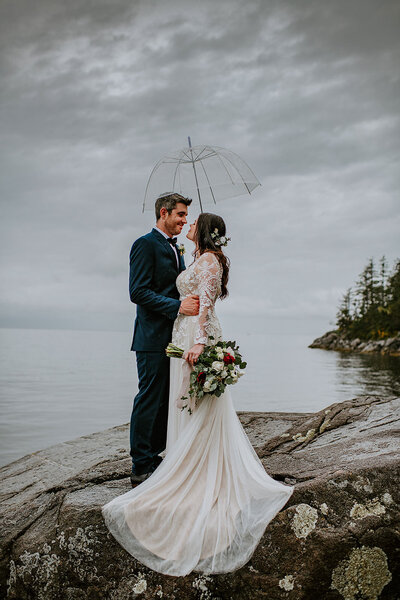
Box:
186 219 197 242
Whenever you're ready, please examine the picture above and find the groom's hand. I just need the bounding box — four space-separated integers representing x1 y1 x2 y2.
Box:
179 295 200 316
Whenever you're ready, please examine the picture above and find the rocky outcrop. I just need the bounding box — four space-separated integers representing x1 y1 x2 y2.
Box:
1 396 399 600
309 331 400 356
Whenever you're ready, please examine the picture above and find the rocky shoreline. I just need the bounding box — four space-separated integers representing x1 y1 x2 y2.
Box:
309 331 400 356
1 396 399 599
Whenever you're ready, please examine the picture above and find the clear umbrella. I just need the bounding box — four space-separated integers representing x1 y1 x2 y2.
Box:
143 137 261 212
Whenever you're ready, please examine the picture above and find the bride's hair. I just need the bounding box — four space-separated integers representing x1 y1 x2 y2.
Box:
194 213 230 300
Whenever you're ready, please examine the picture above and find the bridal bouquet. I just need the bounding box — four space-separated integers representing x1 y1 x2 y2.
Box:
166 337 247 413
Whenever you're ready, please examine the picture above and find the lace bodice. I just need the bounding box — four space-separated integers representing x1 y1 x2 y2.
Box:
172 252 223 348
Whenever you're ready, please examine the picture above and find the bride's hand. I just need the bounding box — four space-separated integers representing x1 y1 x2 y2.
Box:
184 344 205 366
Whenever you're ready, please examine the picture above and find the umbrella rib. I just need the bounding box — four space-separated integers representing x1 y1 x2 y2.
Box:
214 153 236 185
221 153 260 192
169 148 216 165
193 147 214 161
217 151 260 194
194 152 216 162
176 153 215 164
194 146 217 160
172 159 181 192
178 164 182 193
143 158 165 212
181 149 193 161
199 160 217 205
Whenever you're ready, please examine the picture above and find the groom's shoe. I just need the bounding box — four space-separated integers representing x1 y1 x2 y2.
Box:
130 472 151 488
153 455 163 469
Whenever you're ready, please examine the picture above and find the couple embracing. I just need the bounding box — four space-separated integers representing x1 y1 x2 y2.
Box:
102 193 293 576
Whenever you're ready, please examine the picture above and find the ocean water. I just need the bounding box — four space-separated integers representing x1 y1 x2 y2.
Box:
0 322 399 467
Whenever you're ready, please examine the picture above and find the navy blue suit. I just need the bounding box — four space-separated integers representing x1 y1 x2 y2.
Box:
129 228 185 474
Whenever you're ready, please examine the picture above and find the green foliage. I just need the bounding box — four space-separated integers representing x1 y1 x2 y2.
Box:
336 257 400 339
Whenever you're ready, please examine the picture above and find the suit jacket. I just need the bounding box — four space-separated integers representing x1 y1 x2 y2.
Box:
129 228 186 351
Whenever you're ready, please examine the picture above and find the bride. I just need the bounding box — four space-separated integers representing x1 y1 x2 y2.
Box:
102 213 294 576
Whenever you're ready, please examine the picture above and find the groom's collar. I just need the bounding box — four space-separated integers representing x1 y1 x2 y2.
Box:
153 225 171 240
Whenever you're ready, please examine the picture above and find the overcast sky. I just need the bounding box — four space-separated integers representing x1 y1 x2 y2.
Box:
0 0 399 334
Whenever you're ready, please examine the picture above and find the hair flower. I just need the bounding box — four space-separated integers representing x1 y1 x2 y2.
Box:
210 229 230 247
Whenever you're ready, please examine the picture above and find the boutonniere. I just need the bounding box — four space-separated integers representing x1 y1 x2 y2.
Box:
178 244 185 256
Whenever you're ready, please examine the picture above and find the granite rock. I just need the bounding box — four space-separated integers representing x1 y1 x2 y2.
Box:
309 331 400 356
1 397 399 600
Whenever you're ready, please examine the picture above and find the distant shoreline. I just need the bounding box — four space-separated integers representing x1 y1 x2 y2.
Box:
309 331 400 356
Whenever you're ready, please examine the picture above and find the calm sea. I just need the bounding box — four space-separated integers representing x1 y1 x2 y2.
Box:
0 320 399 467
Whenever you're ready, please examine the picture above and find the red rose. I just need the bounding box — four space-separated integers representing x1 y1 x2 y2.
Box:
197 371 206 384
223 353 235 365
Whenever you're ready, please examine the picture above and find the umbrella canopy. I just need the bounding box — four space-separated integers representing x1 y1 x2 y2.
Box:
143 138 261 212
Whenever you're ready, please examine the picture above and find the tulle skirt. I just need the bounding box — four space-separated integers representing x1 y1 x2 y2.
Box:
102 357 294 576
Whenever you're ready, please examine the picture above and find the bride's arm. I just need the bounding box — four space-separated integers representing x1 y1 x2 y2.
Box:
185 253 221 366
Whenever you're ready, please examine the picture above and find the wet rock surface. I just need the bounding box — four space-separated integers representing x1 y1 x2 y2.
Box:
309 331 400 356
1 396 399 599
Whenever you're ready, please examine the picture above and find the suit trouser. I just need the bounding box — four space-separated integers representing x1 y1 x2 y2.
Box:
130 351 170 475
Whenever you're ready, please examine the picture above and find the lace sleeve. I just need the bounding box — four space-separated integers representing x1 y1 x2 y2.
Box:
194 253 222 345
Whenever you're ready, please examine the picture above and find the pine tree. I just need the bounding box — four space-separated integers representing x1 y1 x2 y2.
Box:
335 257 399 339
336 288 352 332
378 256 388 307
387 259 400 333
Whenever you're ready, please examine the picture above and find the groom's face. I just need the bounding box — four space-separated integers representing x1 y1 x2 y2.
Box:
163 202 188 236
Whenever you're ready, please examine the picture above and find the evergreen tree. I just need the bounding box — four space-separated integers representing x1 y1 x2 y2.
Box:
335 257 399 339
378 256 388 307
336 288 352 331
387 259 400 333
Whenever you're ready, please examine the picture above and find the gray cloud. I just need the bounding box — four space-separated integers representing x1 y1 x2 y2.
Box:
0 0 399 331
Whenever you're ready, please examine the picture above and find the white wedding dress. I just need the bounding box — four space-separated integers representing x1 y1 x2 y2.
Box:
102 253 294 576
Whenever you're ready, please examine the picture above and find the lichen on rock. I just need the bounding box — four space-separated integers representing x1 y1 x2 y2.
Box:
352 475 373 494
6 560 16 596
62 526 101 582
331 546 392 600
350 498 386 520
290 504 318 539
292 428 316 443
278 574 294 591
192 575 213 599
11 547 61 600
319 502 329 515
319 418 331 433
132 572 147 594
381 492 393 506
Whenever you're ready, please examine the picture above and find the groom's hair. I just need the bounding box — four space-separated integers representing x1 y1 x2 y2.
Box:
155 193 192 220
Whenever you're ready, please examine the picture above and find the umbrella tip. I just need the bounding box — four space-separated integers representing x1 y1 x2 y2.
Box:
188 136 192 148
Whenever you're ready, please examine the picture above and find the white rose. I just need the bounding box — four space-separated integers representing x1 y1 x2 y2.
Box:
212 361 224 372
226 347 235 356
203 380 212 391
221 369 228 378
216 348 224 359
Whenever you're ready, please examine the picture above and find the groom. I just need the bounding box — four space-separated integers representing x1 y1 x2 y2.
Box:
129 192 199 486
